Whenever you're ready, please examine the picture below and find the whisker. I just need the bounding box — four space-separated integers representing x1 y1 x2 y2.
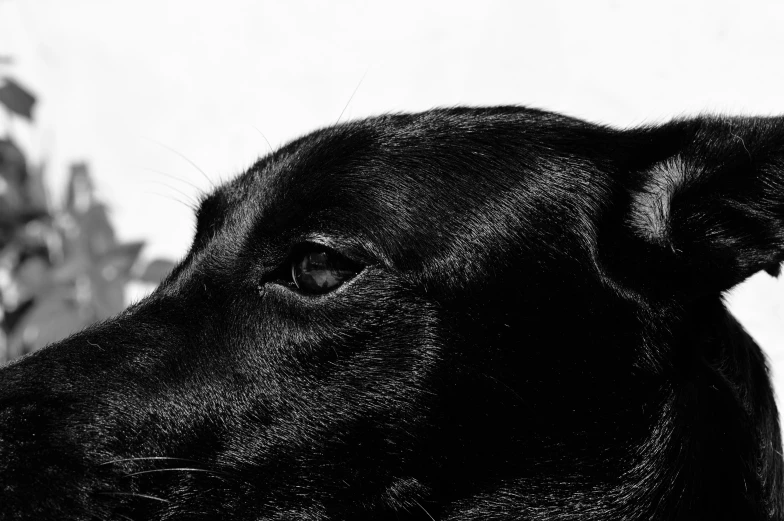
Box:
336 69 369 125
143 180 199 206
142 137 214 188
96 491 171 504
413 499 436 521
100 456 207 466
126 467 230 478
480 372 529 408
138 166 204 192
249 124 274 154
142 190 197 211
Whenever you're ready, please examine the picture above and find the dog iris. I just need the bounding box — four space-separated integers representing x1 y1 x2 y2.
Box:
291 249 357 294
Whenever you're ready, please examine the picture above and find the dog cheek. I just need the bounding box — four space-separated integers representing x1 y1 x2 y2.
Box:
216 281 445 496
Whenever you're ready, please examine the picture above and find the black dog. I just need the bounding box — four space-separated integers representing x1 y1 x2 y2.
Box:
1 107 783 520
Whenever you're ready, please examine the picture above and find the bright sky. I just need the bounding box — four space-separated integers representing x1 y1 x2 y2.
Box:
1 0 783 403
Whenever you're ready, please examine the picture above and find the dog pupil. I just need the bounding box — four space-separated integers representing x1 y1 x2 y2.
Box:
293 250 342 292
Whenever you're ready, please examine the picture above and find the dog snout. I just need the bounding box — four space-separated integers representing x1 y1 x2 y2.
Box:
0 335 110 517
0 311 188 518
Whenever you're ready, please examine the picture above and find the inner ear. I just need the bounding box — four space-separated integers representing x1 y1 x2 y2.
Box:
628 157 693 247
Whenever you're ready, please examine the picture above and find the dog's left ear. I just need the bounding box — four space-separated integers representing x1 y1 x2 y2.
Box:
609 116 784 295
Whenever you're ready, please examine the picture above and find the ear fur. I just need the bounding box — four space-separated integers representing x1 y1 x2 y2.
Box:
620 116 784 294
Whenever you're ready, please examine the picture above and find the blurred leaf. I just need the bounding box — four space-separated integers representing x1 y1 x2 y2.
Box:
82 241 144 320
0 140 29 237
14 256 51 302
24 162 50 214
0 77 36 120
7 291 86 358
64 163 94 214
88 274 126 321
76 204 116 256
102 241 145 274
137 258 176 283
51 251 91 283
0 150 181 363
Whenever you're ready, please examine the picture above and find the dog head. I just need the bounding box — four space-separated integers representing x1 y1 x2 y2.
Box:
1 107 782 520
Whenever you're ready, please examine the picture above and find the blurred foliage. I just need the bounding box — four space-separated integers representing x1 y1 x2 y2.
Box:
0 77 36 120
0 144 176 363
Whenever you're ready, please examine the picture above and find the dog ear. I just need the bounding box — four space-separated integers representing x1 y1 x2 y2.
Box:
610 116 784 295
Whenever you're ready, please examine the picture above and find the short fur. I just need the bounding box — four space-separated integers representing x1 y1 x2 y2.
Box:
1 107 783 520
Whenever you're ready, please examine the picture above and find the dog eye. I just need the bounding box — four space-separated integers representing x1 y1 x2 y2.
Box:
291 248 360 294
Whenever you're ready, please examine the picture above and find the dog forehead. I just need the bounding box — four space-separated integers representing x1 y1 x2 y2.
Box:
198 108 602 272
253 112 525 199
203 121 385 234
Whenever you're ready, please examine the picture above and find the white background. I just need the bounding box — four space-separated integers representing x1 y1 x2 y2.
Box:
1 0 783 411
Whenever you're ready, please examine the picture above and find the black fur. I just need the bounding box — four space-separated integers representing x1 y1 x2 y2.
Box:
1 107 783 520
